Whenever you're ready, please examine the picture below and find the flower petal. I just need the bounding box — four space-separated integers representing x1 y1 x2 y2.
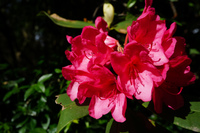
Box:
164 92 184 110
67 81 79 101
111 52 130 75
124 41 149 59
152 88 164 113
111 93 127 122
134 70 154 102
162 38 177 59
163 22 177 40
88 96 113 119
81 26 100 44
95 16 107 33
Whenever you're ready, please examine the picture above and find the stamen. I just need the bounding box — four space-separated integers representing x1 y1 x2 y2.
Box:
117 41 124 53
97 81 117 100
83 50 93 60
128 62 144 88
123 34 129 46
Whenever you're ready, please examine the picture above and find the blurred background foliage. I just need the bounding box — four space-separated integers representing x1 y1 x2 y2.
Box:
0 0 200 133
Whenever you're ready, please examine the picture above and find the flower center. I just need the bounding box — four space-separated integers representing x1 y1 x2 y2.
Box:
128 58 140 85
127 57 145 94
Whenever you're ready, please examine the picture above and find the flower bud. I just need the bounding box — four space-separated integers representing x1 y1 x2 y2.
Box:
103 3 114 28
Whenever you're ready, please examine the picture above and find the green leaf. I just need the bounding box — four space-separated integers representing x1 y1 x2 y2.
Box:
190 48 200 55
38 73 52 83
141 100 200 132
41 114 50 130
24 86 35 101
11 113 21 122
3 87 20 101
66 81 72 87
38 11 95 29
55 93 89 133
173 102 200 132
125 12 137 21
55 68 62 73
141 102 149 108
29 118 37 130
190 102 200 112
29 128 47 133
16 118 29 128
127 0 137 8
35 83 45 93
55 93 74 110
19 126 27 133
113 18 136 34
105 118 114 133
63 122 72 133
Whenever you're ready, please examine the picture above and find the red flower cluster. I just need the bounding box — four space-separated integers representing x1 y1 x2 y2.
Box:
62 0 195 122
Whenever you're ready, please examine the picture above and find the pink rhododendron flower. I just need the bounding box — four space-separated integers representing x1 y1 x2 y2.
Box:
61 0 196 123
62 17 127 122
151 13 195 113
127 0 168 66
111 41 163 102
78 65 127 122
63 17 118 102
65 17 118 70
63 64 127 122
153 55 196 113
126 0 195 112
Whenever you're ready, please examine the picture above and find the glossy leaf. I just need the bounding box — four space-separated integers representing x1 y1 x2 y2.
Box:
55 93 89 133
127 0 137 8
24 86 35 101
36 83 45 93
38 73 52 83
173 102 200 132
38 11 95 29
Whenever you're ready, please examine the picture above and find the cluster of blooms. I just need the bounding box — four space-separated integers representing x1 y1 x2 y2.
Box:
62 0 195 122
